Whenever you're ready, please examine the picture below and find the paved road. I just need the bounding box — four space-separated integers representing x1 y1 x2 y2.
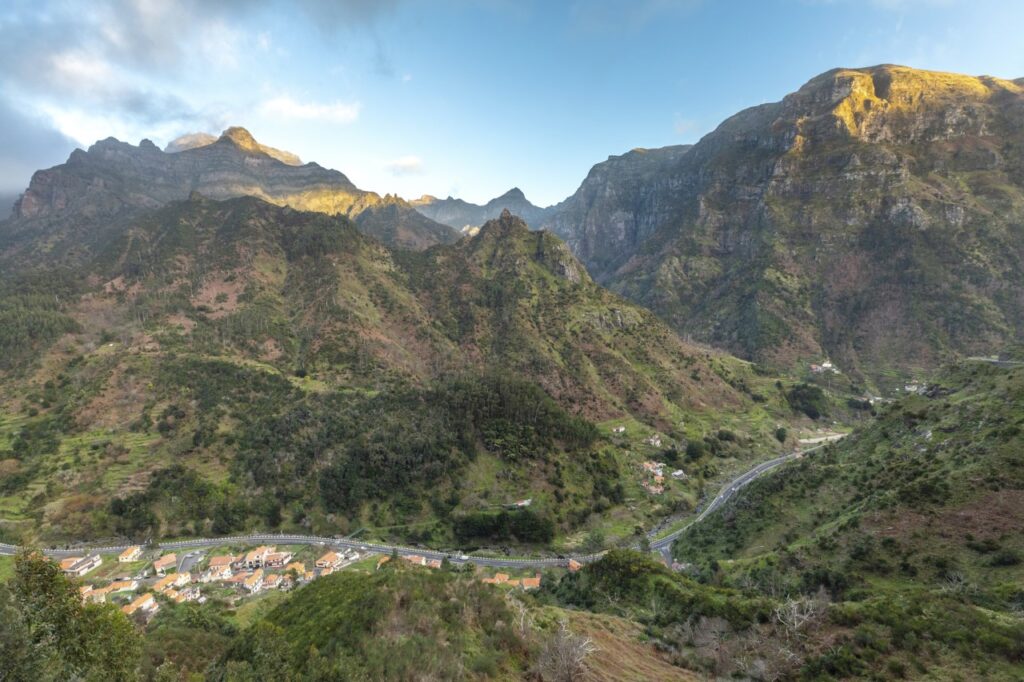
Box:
649 442 833 551
0 443 835 569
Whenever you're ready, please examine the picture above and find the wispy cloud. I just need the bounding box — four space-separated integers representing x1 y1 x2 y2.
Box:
260 96 361 123
0 0 405 189
385 155 424 176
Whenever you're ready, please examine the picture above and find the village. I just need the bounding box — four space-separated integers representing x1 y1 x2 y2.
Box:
57 541 557 623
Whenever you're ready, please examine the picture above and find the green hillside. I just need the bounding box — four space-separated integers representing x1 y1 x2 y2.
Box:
668 360 1024 678
0 197 823 548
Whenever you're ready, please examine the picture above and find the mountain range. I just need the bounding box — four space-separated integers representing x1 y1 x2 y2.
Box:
3 62 1024 681
537 65 1024 388
0 190 807 546
411 187 550 233
9 126 457 252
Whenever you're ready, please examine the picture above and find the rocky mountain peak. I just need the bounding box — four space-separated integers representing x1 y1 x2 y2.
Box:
214 126 303 165
780 64 1024 144
496 187 526 201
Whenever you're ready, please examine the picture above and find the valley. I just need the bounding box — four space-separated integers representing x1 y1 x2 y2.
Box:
0 17 1022 675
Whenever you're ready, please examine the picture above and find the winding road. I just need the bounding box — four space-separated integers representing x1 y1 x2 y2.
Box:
0 442 835 570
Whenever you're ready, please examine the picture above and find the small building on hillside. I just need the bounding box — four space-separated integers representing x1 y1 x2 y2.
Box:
118 546 143 563
520 574 542 590
284 561 306 577
264 551 293 568
108 579 138 593
243 546 275 569
153 554 177 575
315 551 344 569
61 555 102 578
202 555 236 582
122 593 159 619
243 569 264 593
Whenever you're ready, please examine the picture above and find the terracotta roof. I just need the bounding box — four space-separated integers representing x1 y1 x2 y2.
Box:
153 554 177 569
153 574 177 592
122 593 155 615
208 555 235 567
118 546 142 561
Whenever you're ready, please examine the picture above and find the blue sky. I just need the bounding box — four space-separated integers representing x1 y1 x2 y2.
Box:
1 0 1023 205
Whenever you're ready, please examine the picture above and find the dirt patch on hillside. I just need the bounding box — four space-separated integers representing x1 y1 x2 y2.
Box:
192 274 246 319
867 489 1024 541
561 610 696 682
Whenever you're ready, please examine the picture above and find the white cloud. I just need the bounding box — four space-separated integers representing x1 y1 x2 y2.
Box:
260 96 361 123
385 155 424 176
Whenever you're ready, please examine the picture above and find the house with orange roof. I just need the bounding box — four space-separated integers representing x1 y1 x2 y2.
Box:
243 568 264 593
264 551 293 568
482 572 511 585
122 593 159 618
520 574 542 590
284 561 306 576
209 555 237 568
427 559 443 569
108 579 139 593
153 553 177 575
201 555 236 582
60 554 102 577
118 546 143 563
153 574 176 593
263 573 282 590
243 546 275 569
402 555 426 566
567 559 582 572
315 551 344 569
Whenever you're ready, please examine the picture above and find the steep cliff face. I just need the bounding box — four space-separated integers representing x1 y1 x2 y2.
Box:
8 127 456 251
539 145 692 280
412 187 550 231
549 66 1024 386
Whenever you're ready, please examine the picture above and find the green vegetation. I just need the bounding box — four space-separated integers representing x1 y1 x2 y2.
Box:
670 362 1024 678
0 551 140 681
0 195 811 548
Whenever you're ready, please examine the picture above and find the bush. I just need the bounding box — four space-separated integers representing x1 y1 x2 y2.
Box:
786 384 829 420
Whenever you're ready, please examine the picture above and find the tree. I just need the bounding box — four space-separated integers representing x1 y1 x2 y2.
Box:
537 619 597 681
2 551 141 681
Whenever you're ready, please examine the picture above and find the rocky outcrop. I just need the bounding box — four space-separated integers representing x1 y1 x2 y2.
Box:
538 145 692 280
166 128 302 166
546 65 1024 387
413 187 551 230
10 127 456 250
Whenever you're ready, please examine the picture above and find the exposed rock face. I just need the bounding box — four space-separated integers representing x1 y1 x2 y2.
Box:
413 187 550 230
546 65 1024 387
10 127 456 250
538 145 692 280
165 129 303 166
